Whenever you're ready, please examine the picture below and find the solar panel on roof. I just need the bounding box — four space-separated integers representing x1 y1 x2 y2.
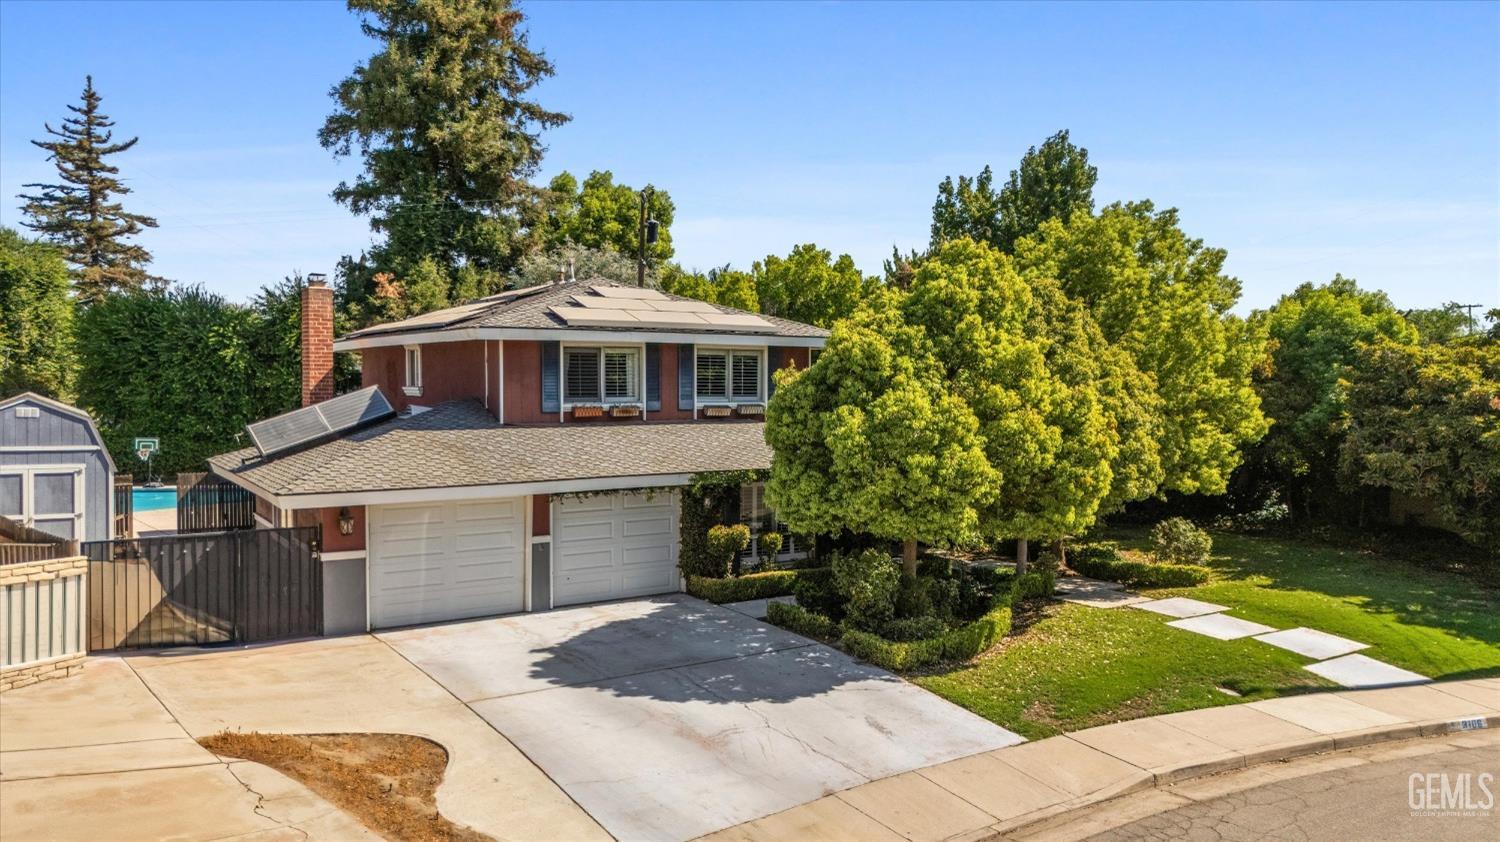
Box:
589 285 668 300
246 386 395 458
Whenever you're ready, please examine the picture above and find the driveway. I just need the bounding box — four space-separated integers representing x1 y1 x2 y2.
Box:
378 594 1024 840
2 595 1021 842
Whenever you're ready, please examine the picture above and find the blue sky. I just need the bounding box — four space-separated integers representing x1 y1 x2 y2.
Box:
1 1 1496 315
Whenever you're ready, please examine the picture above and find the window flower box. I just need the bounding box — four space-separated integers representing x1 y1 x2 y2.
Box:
701 405 733 417
735 404 765 416
571 405 604 419
609 405 641 418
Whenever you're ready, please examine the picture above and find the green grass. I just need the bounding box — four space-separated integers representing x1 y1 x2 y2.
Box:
914 529 1500 739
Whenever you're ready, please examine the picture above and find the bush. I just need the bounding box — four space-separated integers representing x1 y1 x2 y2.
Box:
686 568 828 603
767 601 840 640
1152 517 1213 565
758 531 783 566
831 549 901 632
879 615 949 642
1010 569 1055 602
839 603 1014 671
704 523 752 577
1069 543 1212 588
791 567 843 619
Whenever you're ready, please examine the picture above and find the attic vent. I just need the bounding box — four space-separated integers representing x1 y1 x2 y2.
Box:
15 407 39 418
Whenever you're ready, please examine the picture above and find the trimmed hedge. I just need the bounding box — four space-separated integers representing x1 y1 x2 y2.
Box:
766 567 1055 673
766 601 840 640
1068 541 1211 587
686 567 830 603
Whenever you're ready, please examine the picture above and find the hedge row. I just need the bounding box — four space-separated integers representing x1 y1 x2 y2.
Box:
686 568 829 603
766 601 840 640
1068 542 1212 588
766 568 1054 673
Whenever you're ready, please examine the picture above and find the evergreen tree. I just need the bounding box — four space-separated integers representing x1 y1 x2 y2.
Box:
0 228 77 400
18 76 160 303
321 0 569 321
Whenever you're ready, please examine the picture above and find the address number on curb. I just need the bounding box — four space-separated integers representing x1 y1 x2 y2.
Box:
1448 717 1488 732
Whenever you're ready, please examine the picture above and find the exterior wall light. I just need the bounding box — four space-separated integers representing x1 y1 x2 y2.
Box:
337 507 355 536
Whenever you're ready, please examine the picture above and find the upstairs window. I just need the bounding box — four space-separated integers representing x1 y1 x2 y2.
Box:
697 350 761 402
403 346 422 395
565 347 639 404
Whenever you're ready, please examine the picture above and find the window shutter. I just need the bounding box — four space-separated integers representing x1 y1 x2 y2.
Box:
541 341 560 414
677 344 694 410
646 344 661 411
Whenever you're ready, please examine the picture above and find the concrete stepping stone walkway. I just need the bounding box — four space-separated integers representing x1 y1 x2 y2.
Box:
1304 653 1429 688
1166 613 1277 640
1055 577 1153 608
1253 627 1368 660
1131 597 1229 618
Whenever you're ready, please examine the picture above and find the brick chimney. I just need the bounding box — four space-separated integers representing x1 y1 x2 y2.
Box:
300 274 334 406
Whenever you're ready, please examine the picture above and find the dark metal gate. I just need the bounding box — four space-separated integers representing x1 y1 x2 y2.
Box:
83 526 321 652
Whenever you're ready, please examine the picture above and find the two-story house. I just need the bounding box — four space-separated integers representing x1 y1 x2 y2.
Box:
209 276 828 633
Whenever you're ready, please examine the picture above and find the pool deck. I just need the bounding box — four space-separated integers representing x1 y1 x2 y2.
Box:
132 508 177 537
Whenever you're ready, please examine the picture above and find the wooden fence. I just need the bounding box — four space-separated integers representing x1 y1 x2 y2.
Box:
114 474 133 539
177 472 255 534
0 516 79 565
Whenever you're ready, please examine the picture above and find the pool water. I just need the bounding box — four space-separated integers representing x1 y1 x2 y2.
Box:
132 487 178 512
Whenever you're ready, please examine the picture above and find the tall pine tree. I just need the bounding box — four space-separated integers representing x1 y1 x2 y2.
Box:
321 0 570 322
19 76 160 303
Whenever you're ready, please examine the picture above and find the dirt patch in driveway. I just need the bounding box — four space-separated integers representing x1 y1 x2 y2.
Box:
200 731 492 842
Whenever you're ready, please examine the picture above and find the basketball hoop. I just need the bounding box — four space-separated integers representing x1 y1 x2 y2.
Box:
137 448 153 462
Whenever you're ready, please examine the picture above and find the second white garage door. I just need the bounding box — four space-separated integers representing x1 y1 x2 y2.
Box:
368 499 524 628
553 491 678 607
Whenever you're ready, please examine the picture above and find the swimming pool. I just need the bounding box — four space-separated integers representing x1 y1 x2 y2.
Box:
132 486 178 512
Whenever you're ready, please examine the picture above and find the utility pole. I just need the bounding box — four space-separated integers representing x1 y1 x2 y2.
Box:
1458 303 1483 335
637 186 658 287
637 187 651 287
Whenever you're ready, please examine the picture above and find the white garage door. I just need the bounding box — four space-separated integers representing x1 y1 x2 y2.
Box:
553 491 678 607
368 498 524 628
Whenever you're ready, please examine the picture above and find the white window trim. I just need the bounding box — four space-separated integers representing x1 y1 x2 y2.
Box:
560 343 646 409
694 346 767 405
738 481 806 567
0 464 86 541
403 345 423 396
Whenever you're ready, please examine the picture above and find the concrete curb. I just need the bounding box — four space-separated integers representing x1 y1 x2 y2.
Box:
986 710 1500 840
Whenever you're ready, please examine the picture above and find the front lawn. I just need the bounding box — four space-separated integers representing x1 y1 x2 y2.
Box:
914 529 1500 739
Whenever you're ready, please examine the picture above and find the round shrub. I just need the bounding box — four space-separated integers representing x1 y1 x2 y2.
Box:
832 548 901 632
704 523 751 578
1152 517 1213 565
758 531 784 567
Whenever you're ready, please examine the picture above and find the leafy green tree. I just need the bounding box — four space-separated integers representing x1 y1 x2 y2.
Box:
1246 276 1418 519
995 129 1097 254
1404 302 1475 345
1016 201 1268 495
1340 339 1499 555
901 238 1127 570
514 243 641 288
75 287 260 475
765 303 999 574
0 228 77 399
18 76 160 303
321 0 569 319
658 263 760 312
244 274 361 417
929 130 1096 255
753 244 872 328
543 171 674 261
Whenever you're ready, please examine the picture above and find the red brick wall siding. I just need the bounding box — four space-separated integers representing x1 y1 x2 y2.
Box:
300 283 335 407
361 341 487 413
532 494 550 536
293 506 367 552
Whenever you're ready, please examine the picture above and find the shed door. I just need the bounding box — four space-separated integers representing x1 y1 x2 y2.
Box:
0 466 84 540
552 491 678 607
368 498 524 629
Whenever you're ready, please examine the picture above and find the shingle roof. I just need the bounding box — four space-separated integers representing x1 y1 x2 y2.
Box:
338 279 829 342
208 400 772 498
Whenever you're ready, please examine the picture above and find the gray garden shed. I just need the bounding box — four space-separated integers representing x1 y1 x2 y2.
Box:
0 393 116 542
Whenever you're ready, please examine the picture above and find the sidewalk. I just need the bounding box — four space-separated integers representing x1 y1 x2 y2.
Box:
699 677 1500 841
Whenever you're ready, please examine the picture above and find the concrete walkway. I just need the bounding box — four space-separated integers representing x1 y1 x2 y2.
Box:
699 677 1500 841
